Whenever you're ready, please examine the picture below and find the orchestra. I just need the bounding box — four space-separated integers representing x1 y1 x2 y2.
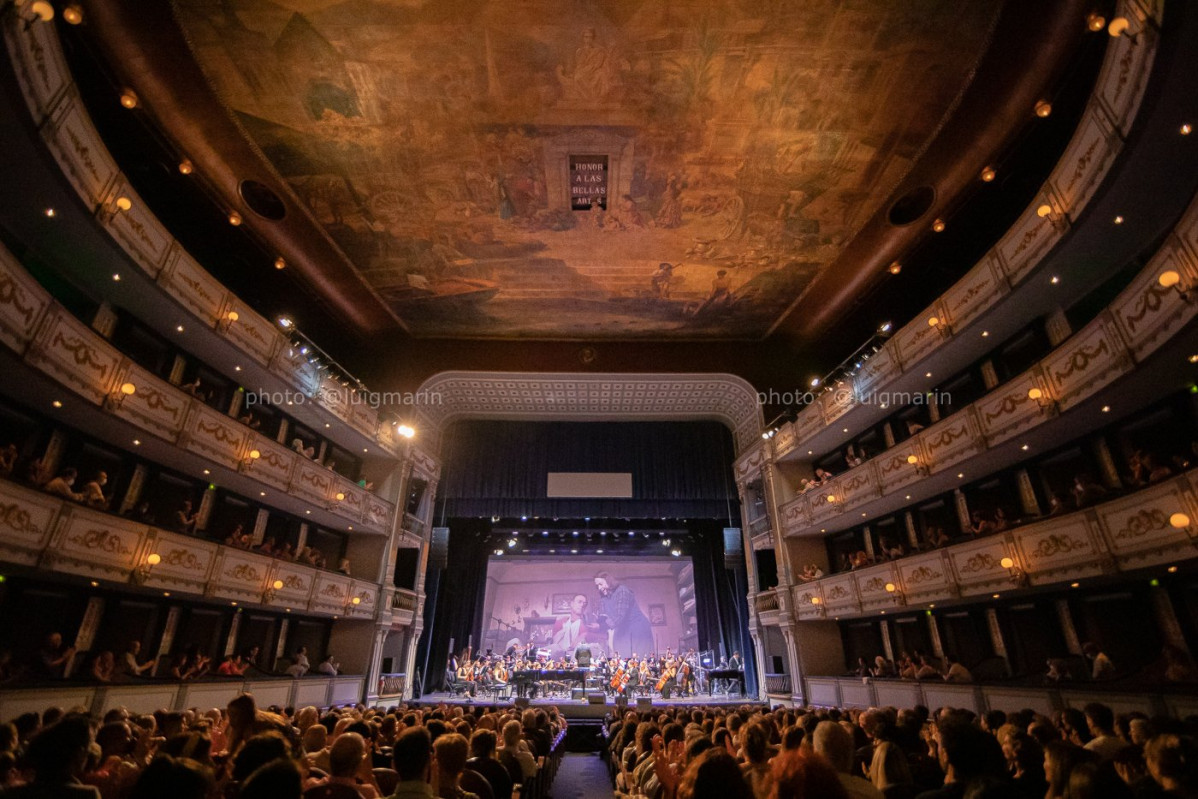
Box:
445 645 739 700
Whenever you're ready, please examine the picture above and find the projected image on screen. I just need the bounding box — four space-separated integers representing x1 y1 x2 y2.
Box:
481 558 696 660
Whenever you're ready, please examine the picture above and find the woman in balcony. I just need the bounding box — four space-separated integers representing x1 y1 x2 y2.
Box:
43 468 83 502
169 645 210 681
89 651 116 683
81 472 110 510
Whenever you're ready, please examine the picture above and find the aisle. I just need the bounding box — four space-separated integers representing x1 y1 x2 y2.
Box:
550 752 613 799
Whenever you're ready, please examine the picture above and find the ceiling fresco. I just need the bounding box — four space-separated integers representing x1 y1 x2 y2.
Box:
175 0 1000 339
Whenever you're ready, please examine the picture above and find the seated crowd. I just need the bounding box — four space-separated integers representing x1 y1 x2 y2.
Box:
606 698 1198 799
0 695 566 799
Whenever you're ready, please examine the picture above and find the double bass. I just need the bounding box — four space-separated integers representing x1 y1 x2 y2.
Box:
655 660 676 692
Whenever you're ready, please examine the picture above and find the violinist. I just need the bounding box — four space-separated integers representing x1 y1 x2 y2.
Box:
457 658 477 696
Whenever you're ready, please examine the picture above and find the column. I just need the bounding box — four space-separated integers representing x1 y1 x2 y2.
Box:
880 620 894 661
985 608 1011 675
67 597 105 677
1045 308 1073 347
120 464 148 515
155 606 182 677
738 483 762 596
1055 599 1082 654
225 610 243 657
780 625 802 699
1150 586 1189 651
1092 438 1123 490
763 463 793 586
953 489 971 535
904 512 920 550
296 523 309 553
403 623 424 698
1016 469 1042 517
927 614 944 659
366 627 388 701
196 485 217 533
228 388 245 419
91 302 118 338
979 360 1000 391
252 509 269 546
882 422 896 449
862 525 874 559
928 395 941 424
277 418 290 446
168 355 187 385
750 630 767 699
42 429 69 480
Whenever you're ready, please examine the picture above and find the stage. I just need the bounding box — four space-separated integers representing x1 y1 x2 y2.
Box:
416 691 761 720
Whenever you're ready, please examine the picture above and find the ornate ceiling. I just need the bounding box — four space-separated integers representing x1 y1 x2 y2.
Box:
173 0 1001 339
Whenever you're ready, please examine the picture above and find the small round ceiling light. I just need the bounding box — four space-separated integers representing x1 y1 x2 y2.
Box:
228 211 243 226
1107 16 1132 37
29 1 54 21
1036 203 1054 218
178 159 194 175
63 4 84 24
980 166 997 182
119 89 139 109
1086 12 1106 31
274 257 286 270
888 261 902 275
115 196 132 211
1034 100 1053 118
931 218 946 233
1158 270 1181 288
1182 123 1193 136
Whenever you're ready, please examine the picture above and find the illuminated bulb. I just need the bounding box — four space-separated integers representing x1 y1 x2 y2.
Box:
112 273 121 281
1036 204 1054 218
1114 215 1124 224
274 257 286 270
45 208 55 217
826 495 836 503
249 449 261 460
1107 16 1131 37
133 439 141 446
228 211 242 226
1087 12 1106 31
1168 566 1178 573
980 166 996 182
226 310 239 322
888 261 902 275
52 400 62 408
1051 276 1060 284
146 553 161 566
1169 513 1191 529
352 596 362 605
335 492 346 501
115 196 132 211
1158 270 1181 288
397 424 415 438
273 580 284 590
120 382 136 396
1071 582 1080 588
928 316 940 327
1189 355 1198 364
1182 124 1193 136
885 583 896 593
1102 405 1110 413
29 1 54 22
119 89 138 109
906 454 918 465
1027 387 1043 400
63 4 83 24
931 218 946 233
1034 100 1052 118
178 159 194 175
811 596 821 605
1000 557 1014 569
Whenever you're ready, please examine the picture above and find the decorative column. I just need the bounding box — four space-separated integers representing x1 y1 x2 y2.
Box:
750 630 768 699
42 430 68 480
904 512 920 550
1016 470 1042 517
1092 439 1123 490
927 614 944 659
154 606 182 677
1045 308 1073 347
366 627 388 701
168 355 187 385
781 625 803 700
228 388 244 419
928 395 941 424
225 610 243 656
275 618 290 667
862 525 875 559
196 485 217 533
67 597 105 677
296 523 309 553
763 462 793 586
738 482 762 596
880 620 894 662
882 422 896 449
1150 586 1189 651
120 464 148 515
276 418 290 446
252 509 269 546
1055 599 1082 654
979 360 1000 391
985 608 1010 674
953 489 971 535
91 302 118 338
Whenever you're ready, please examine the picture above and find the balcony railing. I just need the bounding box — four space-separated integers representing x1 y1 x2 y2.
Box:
378 672 407 697
392 588 418 612
775 213 1198 537
0 478 400 621
754 591 780 613
784 472 1198 621
0 243 397 535
764 673 792 695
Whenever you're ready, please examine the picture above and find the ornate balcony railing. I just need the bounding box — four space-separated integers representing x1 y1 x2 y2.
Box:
764 673 792 695
785 472 1198 621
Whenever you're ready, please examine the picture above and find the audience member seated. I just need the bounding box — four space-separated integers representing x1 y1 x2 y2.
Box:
80 471 109 510
169 645 210 680
968 511 995 537
434 733 478 799
292 438 317 460
467 728 513 799
318 655 340 676
89 651 116 683
43 468 83 502
1083 642 1116 681
799 563 824 581
120 641 156 678
173 500 199 534
1071 475 1107 509
34 632 75 679
815 467 835 484
218 654 249 677
124 500 155 525
925 527 951 549
942 654 972 683
287 647 311 677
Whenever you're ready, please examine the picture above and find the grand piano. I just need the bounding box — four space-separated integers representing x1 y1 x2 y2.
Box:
510 668 587 698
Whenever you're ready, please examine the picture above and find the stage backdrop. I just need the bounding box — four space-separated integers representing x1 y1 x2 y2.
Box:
481 557 696 660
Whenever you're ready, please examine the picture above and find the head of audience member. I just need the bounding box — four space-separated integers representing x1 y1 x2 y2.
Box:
1144 734 1198 794
1045 741 1099 799
812 721 855 775
232 732 290 783
677 748 753 799
770 747 850 799
129 755 213 799
394 726 435 783
938 722 1007 785
329 731 367 779
1068 760 1135 799
239 758 302 799
471 728 498 760
24 715 93 785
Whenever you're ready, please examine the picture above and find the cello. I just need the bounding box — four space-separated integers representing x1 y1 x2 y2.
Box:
655 660 676 692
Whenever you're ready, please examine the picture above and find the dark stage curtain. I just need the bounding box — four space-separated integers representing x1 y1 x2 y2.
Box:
689 521 758 696
438 421 739 519
415 520 491 693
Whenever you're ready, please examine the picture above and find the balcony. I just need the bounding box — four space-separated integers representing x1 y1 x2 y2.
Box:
391 588 419 626
0 244 398 535
776 219 1198 537
0 478 400 621
764 673 792 696
785 472 1198 621
802 676 1198 720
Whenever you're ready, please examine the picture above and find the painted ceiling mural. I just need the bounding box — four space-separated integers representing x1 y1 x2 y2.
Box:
175 0 1000 339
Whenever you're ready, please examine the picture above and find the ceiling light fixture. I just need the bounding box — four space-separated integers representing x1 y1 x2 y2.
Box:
931 218 946 233
228 211 243 226
888 261 902 275
980 166 996 182
119 89 138 109
1034 100 1052 118
178 159 194 175
1182 123 1193 136
62 4 83 24
274 257 286 270
1086 12 1106 31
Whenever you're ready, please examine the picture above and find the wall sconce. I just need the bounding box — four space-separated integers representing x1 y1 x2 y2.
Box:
133 552 161 583
1170 512 1192 534
106 381 137 410
1107 16 1140 42
326 490 347 510
344 594 364 616
927 315 951 338
906 454 929 476
219 310 240 332
884 581 907 605
1086 11 1107 32
1027 386 1054 412
239 447 262 472
1035 202 1069 230
1158 270 1194 302
17 0 55 28
263 578 285 603
810 595 821 606
1000 556 1029 587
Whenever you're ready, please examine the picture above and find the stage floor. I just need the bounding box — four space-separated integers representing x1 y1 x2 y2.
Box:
417 691 758 719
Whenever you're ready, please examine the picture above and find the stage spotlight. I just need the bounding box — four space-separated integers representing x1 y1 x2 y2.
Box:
671 549 681 557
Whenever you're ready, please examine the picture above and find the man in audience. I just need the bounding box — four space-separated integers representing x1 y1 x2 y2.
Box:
916 723 1006 799
466 729 513 799
1084 703 1130 760
1084 642 1116 681
34 632 76 679
392 727 437 799
434 733 478 799
43 468 83 502
119 641 156 678
815 720 884 799
943 655 972 683
305 730 379 799
80 471 109 510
